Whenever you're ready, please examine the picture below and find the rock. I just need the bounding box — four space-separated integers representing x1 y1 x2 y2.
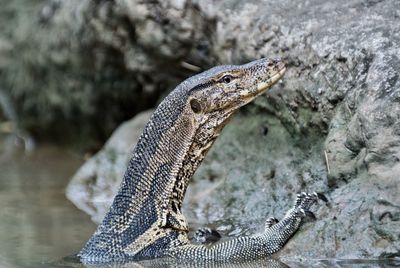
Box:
63 0 399 260
0 0 216 146
66 110 153 223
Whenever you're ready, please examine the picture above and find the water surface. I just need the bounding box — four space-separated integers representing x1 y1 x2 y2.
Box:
0 142 95 267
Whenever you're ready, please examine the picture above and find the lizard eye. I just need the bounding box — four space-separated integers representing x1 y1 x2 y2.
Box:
190 99 202 113
222 75 233 84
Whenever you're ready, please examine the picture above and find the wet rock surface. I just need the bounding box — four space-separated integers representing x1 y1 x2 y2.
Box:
21 0 400 260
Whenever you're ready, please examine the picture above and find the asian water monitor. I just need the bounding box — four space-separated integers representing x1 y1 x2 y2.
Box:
79 58 327 263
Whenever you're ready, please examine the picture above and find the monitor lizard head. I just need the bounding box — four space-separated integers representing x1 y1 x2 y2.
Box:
181 58 286 150
186 58 286 118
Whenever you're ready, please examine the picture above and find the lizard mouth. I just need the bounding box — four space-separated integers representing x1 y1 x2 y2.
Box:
238 62 286 102
256 64 286 93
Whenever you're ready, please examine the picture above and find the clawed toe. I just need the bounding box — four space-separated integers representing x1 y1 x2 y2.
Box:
315 192 328 203
301 209 316 221
293 208 316 220
265 217 279 229
295 192 328 209
193 227 221 244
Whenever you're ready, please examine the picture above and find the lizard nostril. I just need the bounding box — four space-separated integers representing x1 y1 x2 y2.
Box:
267 58 281 67
272 58 285 71
274 58 283 64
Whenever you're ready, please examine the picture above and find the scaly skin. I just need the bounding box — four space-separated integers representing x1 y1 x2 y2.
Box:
79 58 325 263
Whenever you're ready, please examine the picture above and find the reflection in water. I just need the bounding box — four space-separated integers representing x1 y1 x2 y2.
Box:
123 258 289 268
51 255 289 268
0 144 96 267
48 256 400 268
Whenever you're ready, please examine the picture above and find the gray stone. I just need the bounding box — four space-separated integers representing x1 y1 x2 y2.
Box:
66 110 153 223
62 0 399 260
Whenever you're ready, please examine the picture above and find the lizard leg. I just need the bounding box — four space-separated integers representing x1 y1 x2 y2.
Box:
168 192 328 261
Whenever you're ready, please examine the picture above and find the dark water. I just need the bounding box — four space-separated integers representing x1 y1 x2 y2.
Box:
0 142 398 268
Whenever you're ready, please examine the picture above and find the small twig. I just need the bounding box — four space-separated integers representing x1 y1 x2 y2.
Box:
324 150 331 174
181 61 201 72
0 121 13 133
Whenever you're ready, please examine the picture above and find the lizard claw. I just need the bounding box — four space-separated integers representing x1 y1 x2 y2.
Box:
293 208 316 220
315 192 328 203
193 227 222 244
302 209 316 221
295 192 329 209
265 217 279 229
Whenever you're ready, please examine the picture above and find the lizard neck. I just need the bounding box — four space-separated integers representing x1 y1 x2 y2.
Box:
102 90 196 229
100 91 233 234
171 109 234 212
